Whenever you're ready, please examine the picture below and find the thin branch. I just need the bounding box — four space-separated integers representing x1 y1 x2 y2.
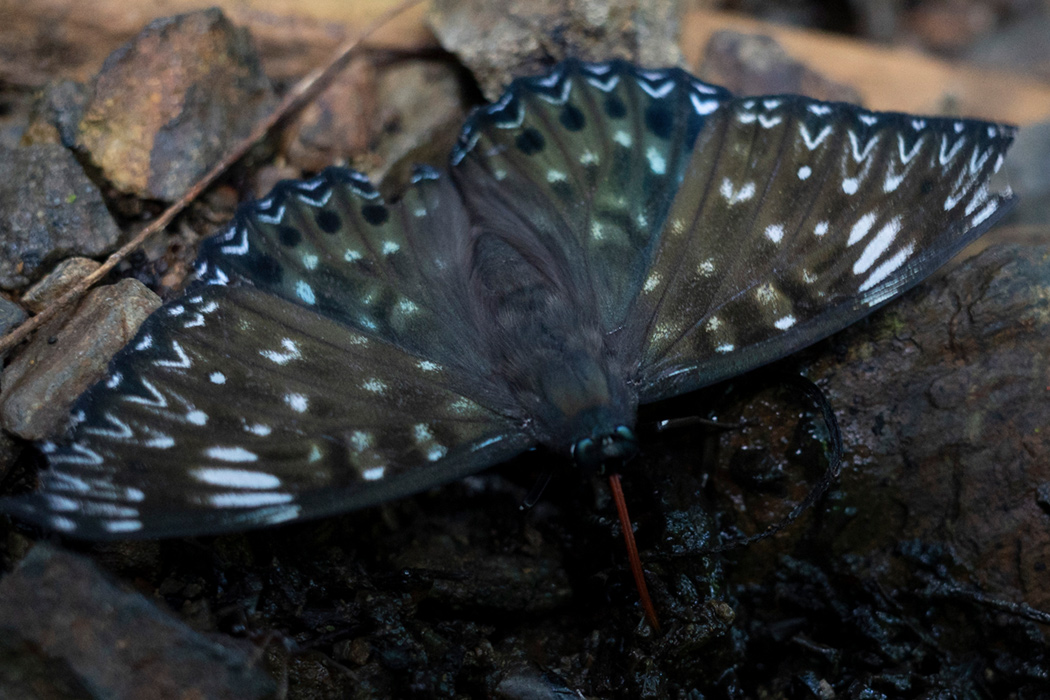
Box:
0 0 424 355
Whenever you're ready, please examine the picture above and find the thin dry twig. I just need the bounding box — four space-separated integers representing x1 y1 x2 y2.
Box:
0 0 425 356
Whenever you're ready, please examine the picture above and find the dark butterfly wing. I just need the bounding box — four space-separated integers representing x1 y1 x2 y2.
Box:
450 59 731 332
196 167 491 375
632 96 1015 401
0 59 1016 539
3 170 531 539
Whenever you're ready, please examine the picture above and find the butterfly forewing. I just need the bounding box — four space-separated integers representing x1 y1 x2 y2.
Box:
7 284 531 538
634 96 1015 401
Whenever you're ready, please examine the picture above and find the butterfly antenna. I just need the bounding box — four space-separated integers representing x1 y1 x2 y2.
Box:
608 473 660 631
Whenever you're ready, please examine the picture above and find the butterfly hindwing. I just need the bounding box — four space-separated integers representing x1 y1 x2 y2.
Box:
633 96 1016 401
6 284 531 538
451 59 730 332
196 167 489 374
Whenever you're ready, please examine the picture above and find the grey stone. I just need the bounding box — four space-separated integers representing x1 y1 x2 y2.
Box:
0 143 121 289
429 0 683 101
0 296 26 336
21 79 88 148
0 544 275 700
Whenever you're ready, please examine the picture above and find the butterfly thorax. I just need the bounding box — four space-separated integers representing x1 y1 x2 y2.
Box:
469 229 639 461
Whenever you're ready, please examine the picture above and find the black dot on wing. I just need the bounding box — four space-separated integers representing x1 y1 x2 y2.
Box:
920 180 934 195
315 210 342 233
560 104 586 131
645 102 674 139
278 225 302 247
361 204 389 226
604 95 627 119
253 254 283 285
515 127 546 155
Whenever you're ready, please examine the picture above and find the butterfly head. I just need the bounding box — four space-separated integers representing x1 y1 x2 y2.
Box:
571 425 638 475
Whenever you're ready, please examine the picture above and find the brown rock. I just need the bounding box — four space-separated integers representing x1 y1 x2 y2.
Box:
20 257 102 313
281 57 470 192
75 8 276 201
0 279 160 440
282 56 378 174
0 144 121 290
371 59 469 189
0 544 275 700
718 243 1050 610
698 31 862 102
429 0 683 100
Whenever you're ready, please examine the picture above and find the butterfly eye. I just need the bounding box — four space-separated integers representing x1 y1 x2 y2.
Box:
571 437 598 470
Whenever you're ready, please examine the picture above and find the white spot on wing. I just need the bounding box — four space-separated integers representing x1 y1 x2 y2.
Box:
758 113 782 128
362 466 385 481
261 338 302 365
898 133 924 163
362 378 387 394
690 95 719 114
847 212 878 245
799 123 832 150
210 492 294 508
797 165 812 180
854 217 903 275
859 242 915 292
204 446 259 463
764 224 784 243
285 393 308 413
646 146 667 175
638 78 674 99
104 520 143 533
296 280 315 305
970 199 999 227
720 178 755 204
350 431 373 451
193 467 280 489
774 315 797 330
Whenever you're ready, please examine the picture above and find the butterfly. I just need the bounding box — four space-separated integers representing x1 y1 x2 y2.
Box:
0 58 1015 542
